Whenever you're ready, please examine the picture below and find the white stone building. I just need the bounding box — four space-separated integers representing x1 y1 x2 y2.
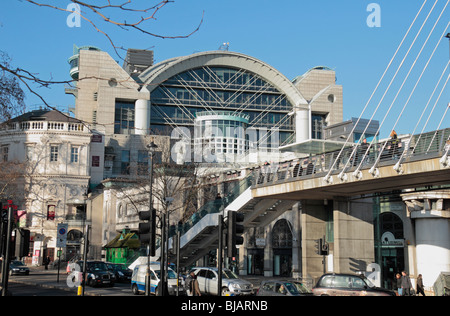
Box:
0 110 95 264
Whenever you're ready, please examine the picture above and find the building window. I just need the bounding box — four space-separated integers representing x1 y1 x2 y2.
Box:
71 146 79 163
137 150 148 175
121 150 130 175
312 114 326 140
50 145 59 162
114 100 135 135
92 156 100 167
1 145 9 162
47 205 56 220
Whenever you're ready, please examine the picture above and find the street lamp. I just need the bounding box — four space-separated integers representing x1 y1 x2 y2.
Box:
145 140 157 296
81 191 89 296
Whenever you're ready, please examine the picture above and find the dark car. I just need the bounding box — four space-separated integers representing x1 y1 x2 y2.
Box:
257 280 313 296
9 260 30 276
76 260 115 287
312 273 396 296
107 263 132 283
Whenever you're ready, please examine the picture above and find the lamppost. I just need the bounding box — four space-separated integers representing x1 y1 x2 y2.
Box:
81 191 89 296
146 140 157 296
160 197 173 296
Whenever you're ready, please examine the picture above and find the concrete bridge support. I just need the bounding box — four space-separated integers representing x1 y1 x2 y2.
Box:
402 191 450 292
333 197 375 274
301 197 375 282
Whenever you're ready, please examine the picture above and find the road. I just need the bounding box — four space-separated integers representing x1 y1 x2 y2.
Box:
4 266 136 296
8 282 76 296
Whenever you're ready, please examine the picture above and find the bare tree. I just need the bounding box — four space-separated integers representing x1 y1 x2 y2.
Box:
111 137 206 229
0 51 26 122
0 0 203 121
25 0 203 55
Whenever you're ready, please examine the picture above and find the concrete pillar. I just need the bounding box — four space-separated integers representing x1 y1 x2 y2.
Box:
295 106 310 143
264 226 273 277
402 191 450 292
333 197 375 274
300 200 329 282
135 99 151 135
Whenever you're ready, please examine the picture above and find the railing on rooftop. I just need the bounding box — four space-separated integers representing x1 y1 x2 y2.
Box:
0 120 88 133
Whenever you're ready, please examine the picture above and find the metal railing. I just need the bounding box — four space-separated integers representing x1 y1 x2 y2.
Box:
169 172 254 238
254 128 450 187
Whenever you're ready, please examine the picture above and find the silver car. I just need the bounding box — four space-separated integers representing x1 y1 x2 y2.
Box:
192 267 253 296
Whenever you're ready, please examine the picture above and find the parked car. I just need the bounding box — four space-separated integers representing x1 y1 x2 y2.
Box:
312 273 396 296
256 280 312 296
76 260 115 287
190 267 253 296
107 263 132 283
9 260 30 276
131 264 184 296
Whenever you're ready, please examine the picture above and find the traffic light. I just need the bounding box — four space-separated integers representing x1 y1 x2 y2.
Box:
314 238 323 255
227 212 244 258
138 209 156 256
314 237 329 256
321 240 329 256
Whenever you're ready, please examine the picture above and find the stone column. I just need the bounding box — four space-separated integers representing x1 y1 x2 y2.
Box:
300 200 329 281
402 191 450 292
333 197 375 274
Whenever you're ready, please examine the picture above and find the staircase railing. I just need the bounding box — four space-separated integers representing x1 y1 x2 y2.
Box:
169 172 254 238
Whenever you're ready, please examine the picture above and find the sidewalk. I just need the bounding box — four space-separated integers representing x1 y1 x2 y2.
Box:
7 266 81 295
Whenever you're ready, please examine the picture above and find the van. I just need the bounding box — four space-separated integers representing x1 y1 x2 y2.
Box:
131 264 184 295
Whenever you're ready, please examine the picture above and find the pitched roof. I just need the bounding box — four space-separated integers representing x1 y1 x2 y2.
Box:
104 231 141 249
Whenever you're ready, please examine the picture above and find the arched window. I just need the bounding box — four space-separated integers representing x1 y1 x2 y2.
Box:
272 219 293 249
67 229 83 243
380 212 404 239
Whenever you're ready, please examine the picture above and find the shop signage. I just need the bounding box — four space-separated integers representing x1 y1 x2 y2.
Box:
381 232 404 247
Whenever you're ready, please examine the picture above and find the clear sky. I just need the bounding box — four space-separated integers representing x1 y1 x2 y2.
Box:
1 0 449 138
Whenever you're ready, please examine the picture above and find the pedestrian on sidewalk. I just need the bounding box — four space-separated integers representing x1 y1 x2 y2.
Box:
395 273 402 296
187 272 201 296
401 271 413 296
416 274 426 296
43 256 50 270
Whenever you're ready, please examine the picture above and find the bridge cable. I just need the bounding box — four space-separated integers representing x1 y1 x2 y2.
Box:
426 97 450 153
324 0 429 183
366 0 447 175
330 0 439 181
412 62 450 155
375 17 450 172
359 0 443 176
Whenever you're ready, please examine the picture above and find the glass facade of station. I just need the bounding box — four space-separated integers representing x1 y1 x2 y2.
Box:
150 66 294 145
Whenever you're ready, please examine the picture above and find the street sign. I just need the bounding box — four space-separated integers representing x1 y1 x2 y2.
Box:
56 223 69 248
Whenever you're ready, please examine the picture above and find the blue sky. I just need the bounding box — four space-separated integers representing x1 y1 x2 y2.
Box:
1 0 449 137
